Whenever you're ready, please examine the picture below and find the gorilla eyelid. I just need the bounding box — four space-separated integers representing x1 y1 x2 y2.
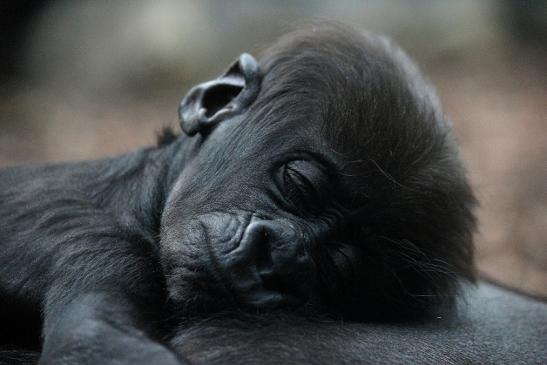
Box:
284 164 316 194
276 160 326 213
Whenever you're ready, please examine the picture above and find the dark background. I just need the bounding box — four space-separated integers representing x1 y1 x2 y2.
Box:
1 0 546 298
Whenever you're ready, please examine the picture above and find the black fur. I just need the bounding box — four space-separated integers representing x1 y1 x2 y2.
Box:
0 23 476 364
156 127 180 147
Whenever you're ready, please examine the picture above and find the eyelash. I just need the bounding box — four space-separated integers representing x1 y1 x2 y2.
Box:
279 162 320 212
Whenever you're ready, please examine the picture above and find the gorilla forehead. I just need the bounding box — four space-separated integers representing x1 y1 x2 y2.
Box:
243 25 441 154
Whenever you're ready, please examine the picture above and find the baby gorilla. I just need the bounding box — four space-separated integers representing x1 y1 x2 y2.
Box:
0 24 475 364
164 25 476 319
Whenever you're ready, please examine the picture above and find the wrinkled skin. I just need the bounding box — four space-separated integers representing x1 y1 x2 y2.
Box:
0 24 476 364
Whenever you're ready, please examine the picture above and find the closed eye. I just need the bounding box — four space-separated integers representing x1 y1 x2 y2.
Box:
276 160 326 212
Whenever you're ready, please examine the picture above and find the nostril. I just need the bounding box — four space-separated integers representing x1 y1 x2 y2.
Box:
241 220 290 274
250 223 274 274
247 221 314 288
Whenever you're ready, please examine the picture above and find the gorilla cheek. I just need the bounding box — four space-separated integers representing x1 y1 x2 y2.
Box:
159 213 252 307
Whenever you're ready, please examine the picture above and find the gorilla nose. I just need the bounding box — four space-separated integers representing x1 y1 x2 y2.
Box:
225 219 316 308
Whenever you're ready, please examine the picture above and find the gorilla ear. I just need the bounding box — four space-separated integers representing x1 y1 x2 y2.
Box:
178 53 261 136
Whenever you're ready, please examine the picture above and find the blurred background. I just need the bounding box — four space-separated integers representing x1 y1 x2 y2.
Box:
1 0 546 297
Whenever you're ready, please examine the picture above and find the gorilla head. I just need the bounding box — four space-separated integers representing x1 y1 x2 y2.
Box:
159 24 476 321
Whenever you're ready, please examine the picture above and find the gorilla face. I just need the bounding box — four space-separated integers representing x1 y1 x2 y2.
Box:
161 116 342 313
160 25 476 320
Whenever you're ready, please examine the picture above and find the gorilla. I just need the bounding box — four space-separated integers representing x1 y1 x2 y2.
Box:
0 24 477 364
